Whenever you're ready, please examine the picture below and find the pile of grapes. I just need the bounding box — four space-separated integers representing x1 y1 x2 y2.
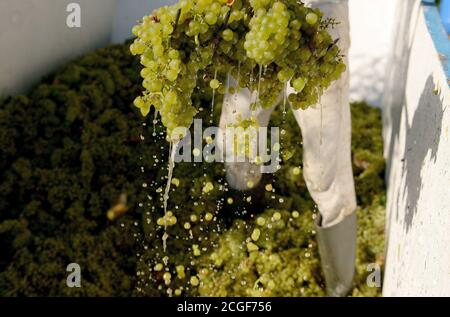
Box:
130 0 346 140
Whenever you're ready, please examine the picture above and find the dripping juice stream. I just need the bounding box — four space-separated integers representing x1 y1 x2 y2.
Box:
162 140 178 253
153 110 159 136
233 61 241 107
257 64 263 108
211 69 218 124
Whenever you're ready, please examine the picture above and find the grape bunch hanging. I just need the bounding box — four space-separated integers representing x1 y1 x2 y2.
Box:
131 0 346 140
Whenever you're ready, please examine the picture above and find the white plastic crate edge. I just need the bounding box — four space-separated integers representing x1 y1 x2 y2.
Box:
382 0 450 296
0 0 116 97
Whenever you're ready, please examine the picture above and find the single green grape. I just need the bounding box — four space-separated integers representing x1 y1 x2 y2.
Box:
222 29 234 41
210 79 220 90
306 12 318 25
293 78 306 93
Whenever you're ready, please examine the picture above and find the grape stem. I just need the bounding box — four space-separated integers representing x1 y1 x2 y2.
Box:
212 4 233 48
321 17 340 29
172 9 182 35
221 10 232 31
169 9 182 46
325 38 340 56
197 3 234 52
151 14 160 23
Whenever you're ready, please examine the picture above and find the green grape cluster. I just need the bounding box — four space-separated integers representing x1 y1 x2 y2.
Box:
244 1 291 65
227 115 261 159
131 0 346 140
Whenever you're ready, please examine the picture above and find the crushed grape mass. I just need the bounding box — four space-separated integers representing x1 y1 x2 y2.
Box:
0 39 385 297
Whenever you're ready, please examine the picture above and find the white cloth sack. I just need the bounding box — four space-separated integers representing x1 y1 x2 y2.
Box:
218 0 356 228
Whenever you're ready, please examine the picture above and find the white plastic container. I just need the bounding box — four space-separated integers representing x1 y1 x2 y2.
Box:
0 0 116 96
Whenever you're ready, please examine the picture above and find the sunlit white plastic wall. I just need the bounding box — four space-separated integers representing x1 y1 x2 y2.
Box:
382 0 450 296
0 0 116 96
348 0 397 107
